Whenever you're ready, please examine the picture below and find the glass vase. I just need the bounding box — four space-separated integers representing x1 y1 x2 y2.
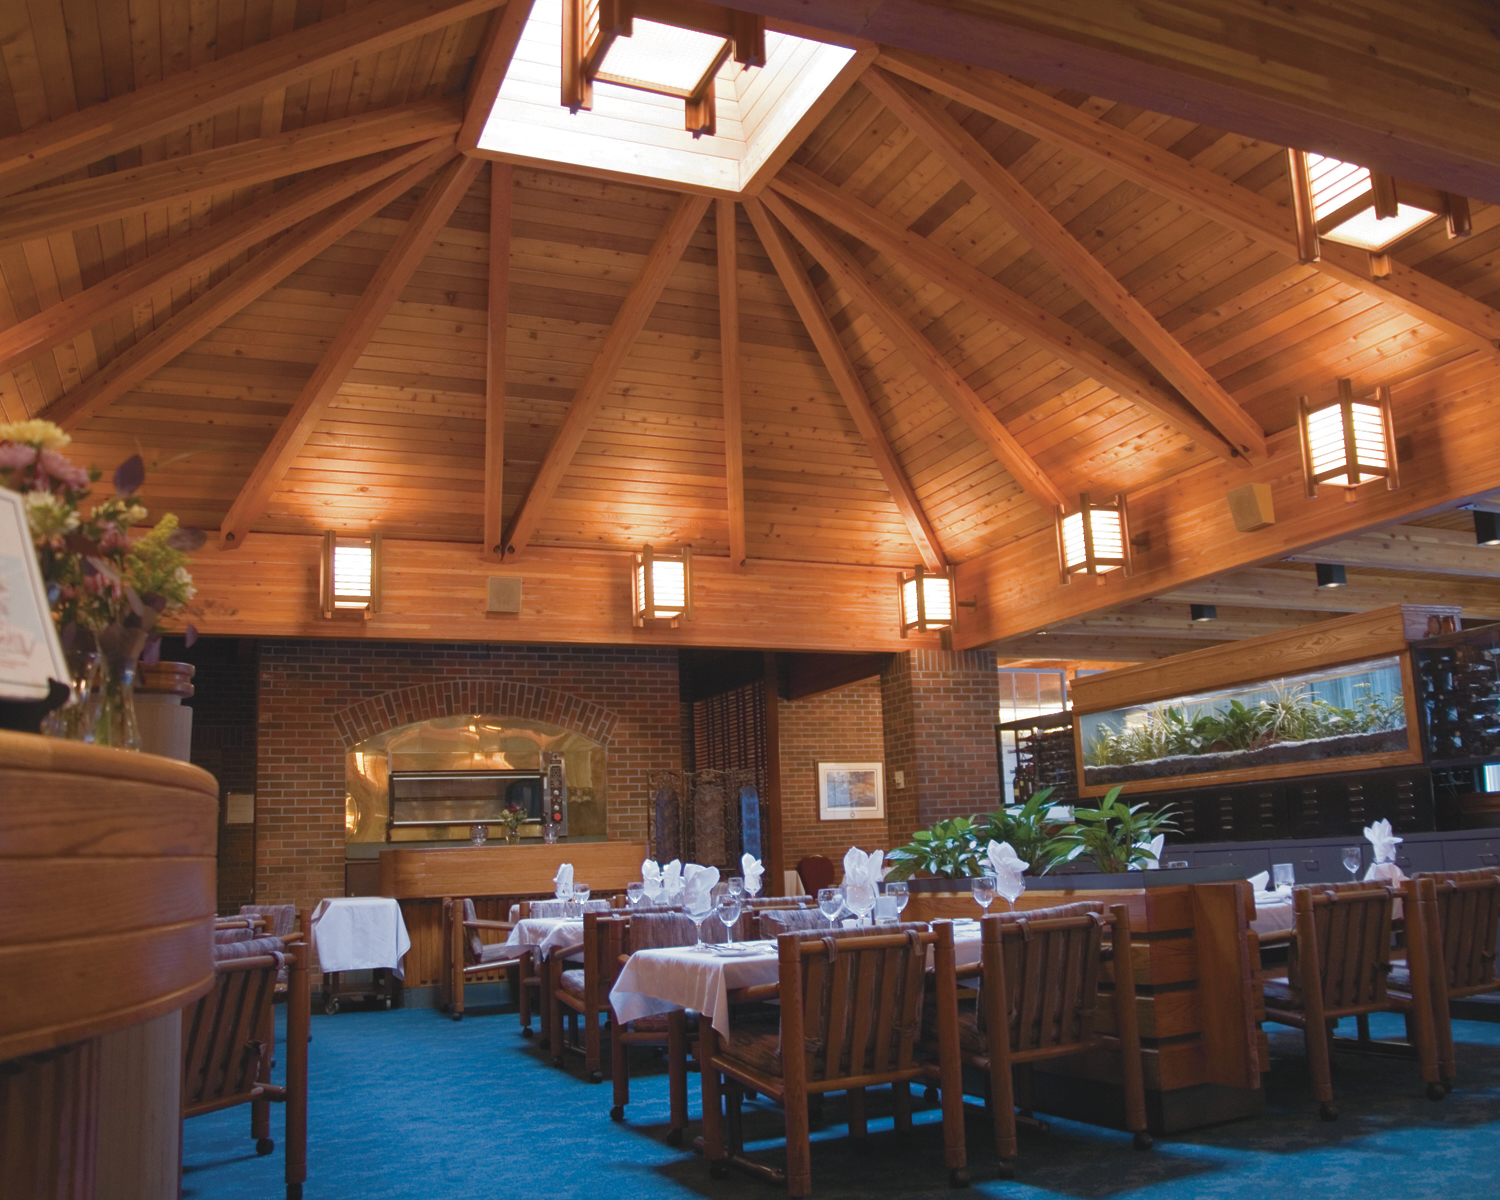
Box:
92 650 142 751
40 639 104 742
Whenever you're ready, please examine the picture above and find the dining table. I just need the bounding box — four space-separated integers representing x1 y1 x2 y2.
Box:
503 915 588 962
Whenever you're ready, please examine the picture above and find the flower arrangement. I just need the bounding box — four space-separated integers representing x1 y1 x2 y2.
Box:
0 419 202 744
502 802 527 833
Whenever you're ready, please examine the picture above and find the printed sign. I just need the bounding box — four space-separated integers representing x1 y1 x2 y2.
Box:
0 489 69 702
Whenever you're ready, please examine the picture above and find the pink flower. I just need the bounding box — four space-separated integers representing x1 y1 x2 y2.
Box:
38 448 90 490
0 442 37 469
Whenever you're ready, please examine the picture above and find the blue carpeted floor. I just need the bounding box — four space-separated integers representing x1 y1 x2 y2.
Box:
183 1003 1500 1199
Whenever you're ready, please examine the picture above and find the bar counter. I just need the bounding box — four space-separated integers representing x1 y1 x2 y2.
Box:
379 840 643 989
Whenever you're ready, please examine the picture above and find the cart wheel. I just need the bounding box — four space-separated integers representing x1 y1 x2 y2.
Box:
610 1105 624 1122
256 1137 275 1156
521 1026 534 1040
552 1055 563 1068
666 1127 683 1147
589 1069 603 1083
323 998 339 1016
1133 1131 1154 1151
1427 1081 1446 1101
948 1167 970 1188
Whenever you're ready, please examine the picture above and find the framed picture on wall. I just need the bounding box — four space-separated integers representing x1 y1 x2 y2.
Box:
818 762 885 821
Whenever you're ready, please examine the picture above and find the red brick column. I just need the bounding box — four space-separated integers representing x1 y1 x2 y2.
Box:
881 649 1001 838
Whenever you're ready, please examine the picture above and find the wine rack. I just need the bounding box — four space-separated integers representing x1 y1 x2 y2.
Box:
1414 623 1500 766
997 711 1078 806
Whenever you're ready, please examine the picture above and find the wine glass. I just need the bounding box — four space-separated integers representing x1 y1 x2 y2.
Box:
844 879 877 927
1342 846 1363 882
715 892 743 946
885 881 909 918
571 882 590 918
626 881 645 909
818 887 844 929
555 879 574 907
686 890 714 952
727 876 745 901
972 874 997 917
1272 862 1295 890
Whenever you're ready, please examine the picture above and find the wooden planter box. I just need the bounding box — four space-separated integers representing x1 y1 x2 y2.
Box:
906 877 1265 1133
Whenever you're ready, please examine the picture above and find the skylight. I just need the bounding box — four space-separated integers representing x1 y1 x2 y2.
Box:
476 0 862 195
1304 152 1440 251
595 20 729 96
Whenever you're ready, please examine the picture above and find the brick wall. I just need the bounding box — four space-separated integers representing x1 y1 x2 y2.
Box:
779 677 889 875
254 640 680 910
882 650 1001 834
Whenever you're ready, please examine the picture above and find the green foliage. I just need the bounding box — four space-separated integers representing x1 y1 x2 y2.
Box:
973 787 1072 876
1060 787 1180 874
884 816 984 881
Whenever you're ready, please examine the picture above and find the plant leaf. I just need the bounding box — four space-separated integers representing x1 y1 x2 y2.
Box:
114 454 145 495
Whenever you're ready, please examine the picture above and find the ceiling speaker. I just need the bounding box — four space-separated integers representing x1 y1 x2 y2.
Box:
487 577 522 614
1226 482 1275 532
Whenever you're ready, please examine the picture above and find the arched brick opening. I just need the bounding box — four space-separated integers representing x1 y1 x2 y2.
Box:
333 679 620 749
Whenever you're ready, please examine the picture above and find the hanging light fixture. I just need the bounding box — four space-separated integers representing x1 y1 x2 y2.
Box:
632 544 693 627
1474 511 1500 547
320 532 381 619
562 0 765 137
1315 563 1347 589
1297 378 1399 499
897 566 957 637
1056 493 1132 584
1190 604 1217 622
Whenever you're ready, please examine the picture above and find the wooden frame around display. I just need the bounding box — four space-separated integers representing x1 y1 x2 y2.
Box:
1069 605 1434 798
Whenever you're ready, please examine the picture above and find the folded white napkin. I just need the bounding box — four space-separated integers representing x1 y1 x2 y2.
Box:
1249 870 1270 892
985 839 1028 905
553 862 574 889
662 858 683 901
842 846 884 887
683 864 720 914
741 853 763 895
1365 818 1403 864
1133 834 1165 870
642 858 662 891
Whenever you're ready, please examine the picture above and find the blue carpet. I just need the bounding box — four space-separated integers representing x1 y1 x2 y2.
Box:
183 1005 1500 1199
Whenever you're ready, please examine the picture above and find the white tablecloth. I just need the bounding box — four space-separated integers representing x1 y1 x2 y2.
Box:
610 921 985 1038
311 897 411 979
503 917 585 961
1250 889 1295 937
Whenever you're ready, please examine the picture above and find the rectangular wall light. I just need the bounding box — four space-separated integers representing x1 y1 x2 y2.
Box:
320 532 381 619
1057 493 1132 584
1298 379 1399 498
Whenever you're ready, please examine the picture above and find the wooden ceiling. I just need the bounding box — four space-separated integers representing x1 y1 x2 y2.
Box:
2 0 1499 654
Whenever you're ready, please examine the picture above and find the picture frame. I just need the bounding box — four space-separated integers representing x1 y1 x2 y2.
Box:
817 761 885 821
0 488 70 701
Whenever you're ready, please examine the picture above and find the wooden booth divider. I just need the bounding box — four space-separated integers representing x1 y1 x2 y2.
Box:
906 880 1264 1133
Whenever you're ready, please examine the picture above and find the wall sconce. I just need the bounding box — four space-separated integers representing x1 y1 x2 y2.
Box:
1298 379 1399 499
898 565 954 636
1190 604 1217 622
1475 511 1500 547
633 543 692 626
562 0 765 137
1056 493 1132 584
1315 563 1347 589
320 531 381 619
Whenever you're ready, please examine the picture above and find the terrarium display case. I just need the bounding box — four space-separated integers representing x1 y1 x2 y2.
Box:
1069 606 1440 797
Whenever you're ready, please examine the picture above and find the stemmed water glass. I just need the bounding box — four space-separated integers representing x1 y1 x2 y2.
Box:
743 870 762 901
554 880 573 917
972 874 997 918
844 879 876 927
885 881 909 919
686 890 714 952
570 882 590 919
715 892 743 947
1342 846 1363 882
643 877 664 907
626 881 645 909
818 887 844 929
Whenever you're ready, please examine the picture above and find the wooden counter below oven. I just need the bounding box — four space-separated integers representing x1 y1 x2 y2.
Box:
378 841 644 989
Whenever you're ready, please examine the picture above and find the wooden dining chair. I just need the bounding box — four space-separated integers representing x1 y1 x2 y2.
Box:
1388 869 1500 1091
1262 881 1441 1119
755 907 832 936
550 910 628 1082
699 922 968 1196
933 903 1151 1178
440 897 537 1032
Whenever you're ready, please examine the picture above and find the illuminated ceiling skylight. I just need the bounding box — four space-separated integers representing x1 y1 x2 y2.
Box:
595 20 730 96
1305 152 1440 251
476 0 864 195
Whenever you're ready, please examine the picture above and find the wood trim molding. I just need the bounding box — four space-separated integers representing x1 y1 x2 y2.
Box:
718 198 748 569
483 162 512 561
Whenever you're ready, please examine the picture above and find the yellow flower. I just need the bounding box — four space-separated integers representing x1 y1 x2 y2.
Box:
0 419 71 450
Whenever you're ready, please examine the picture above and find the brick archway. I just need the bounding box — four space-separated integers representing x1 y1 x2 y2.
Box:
332 678 620 748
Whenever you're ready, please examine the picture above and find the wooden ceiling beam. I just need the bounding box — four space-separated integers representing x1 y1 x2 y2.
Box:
771 163 1240 463
1283 525 1500 578
0 145 436 376
0 101 460 249
718 198 748 570
0 0 500 199
879 52 1500 358
458 0 536 152
41 146 456 433
952 356 1500 646
866 68 1268 464
501 193 711 559
717 0 1500 205
483 162 512 562
989 633 1225 661
219 155 483 550
760 190 1068 512
743 196 946 573
1161 567 1500 619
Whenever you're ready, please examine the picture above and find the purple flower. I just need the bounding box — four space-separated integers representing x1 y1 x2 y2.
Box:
0 443 37 469
38 448 90 490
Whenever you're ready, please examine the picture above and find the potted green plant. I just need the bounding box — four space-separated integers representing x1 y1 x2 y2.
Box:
884 816 984 881
1059 786 1179 874
972 787 1072 876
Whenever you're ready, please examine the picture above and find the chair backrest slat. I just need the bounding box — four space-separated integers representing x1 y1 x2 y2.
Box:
975 903 1108 1054
869 942 902 1074
823 945 855 1076
846 948 880 1076
1414 869 1500 993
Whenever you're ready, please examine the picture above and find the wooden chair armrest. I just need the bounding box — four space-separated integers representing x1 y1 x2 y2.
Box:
727 982 780 1004
953 962 983 981
462 919 514 932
